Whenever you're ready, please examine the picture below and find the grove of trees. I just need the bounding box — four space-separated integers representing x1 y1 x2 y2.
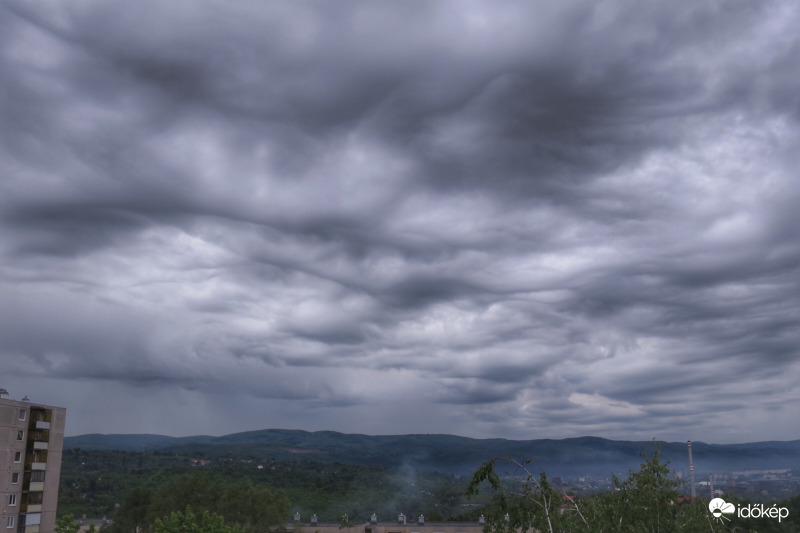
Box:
60 446 800 533
106 473 288 533
467 446 799 533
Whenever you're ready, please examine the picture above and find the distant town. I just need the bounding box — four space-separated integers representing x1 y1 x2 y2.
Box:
184 453 800 501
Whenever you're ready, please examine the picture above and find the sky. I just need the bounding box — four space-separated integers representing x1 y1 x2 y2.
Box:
1 0 799 444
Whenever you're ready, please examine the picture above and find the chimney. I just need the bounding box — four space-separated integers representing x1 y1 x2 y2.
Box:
687 441 696 501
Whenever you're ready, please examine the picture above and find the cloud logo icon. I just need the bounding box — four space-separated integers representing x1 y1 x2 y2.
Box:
709 498 735 522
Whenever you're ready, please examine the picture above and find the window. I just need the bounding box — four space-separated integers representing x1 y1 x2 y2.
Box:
11 473 19 484
6 516 14 529
18 409 26 421
8 494 16 506
16 430 23 441
30 471 45 483
13 452 21 463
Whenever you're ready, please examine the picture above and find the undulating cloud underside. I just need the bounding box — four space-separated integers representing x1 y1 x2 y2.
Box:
1 0 799 442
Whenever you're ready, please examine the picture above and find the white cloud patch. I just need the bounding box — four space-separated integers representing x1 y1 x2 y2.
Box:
569 393 645 418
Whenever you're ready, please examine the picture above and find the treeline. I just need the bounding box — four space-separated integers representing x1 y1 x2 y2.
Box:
61 446 800 532
468 448 800 533
59 449 195 517
107 473 287 533
59 449 476 522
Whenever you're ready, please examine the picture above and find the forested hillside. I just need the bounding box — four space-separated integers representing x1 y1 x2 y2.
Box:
64 431 800 478
58 448 480 523
59 446 800 533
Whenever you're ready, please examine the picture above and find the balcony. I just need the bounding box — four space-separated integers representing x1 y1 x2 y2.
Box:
34 421 50 430
24 505 42 513
30 462 46 470
28 482 44 492
32 442 48 450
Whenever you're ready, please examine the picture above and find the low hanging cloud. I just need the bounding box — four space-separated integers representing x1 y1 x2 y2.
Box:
1 0 799 443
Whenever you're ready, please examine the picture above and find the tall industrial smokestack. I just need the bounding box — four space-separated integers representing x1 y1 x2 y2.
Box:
687 441 696 501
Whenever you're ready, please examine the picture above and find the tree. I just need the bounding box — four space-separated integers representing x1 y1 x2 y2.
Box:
112 487 154 533
111 472 288 533
338 513 355 530
466 458 588 533
154 507 241 533
466 443 708 533
55 515 81 533
602 446 681 533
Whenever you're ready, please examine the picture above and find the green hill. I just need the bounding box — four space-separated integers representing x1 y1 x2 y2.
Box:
64 430 800 478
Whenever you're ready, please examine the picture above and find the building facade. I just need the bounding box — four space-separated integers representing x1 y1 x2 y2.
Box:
0 397 66 533
289 514 486 533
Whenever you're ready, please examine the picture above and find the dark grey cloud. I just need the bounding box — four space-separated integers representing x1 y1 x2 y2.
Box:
1 0 799 443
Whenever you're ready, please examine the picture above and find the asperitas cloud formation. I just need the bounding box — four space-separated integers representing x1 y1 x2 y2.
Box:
1 0 799 442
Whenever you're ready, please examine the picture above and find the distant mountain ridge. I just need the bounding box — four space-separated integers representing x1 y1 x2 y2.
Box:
64 430 800 478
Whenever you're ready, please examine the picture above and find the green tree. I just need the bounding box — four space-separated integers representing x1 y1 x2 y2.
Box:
216 479 288 533
467 458 588 533
113 487 154 533
338 513 354 530
601 446 681 533
111 472 288 533
55 515 81 533
466 444 708 533
154 507 241 533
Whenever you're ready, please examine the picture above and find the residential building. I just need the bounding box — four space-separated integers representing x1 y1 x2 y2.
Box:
289 514 486 533
1 395 66 533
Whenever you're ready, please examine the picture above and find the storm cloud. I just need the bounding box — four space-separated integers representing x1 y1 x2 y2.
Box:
1 0 799 443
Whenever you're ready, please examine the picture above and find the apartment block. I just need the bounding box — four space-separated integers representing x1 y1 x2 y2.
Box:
1 396 66 533
290 514 486 533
